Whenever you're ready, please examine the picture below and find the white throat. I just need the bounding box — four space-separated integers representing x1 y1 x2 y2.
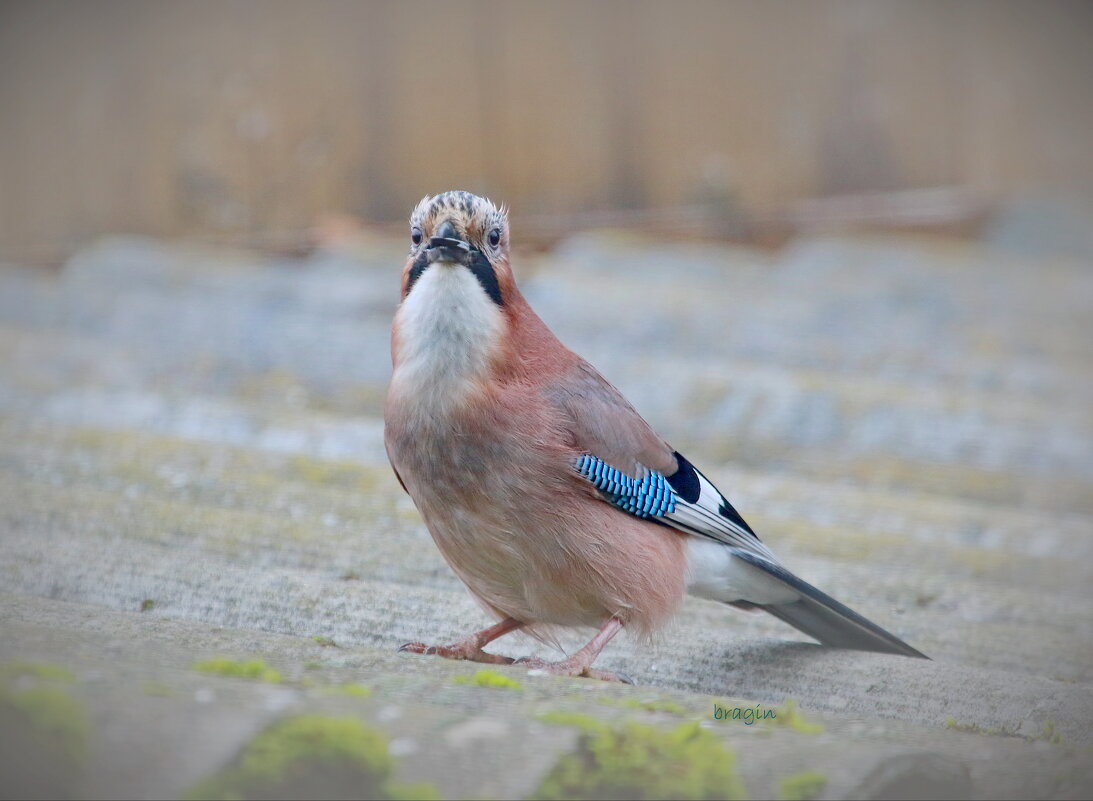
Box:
392 262 504 413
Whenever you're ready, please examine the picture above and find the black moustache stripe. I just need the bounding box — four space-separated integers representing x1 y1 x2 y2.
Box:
468 250 504 307
406 251 429 294
404 249 504 307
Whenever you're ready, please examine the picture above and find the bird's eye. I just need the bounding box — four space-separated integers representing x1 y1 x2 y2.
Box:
488 228 501 248
410 227 423 246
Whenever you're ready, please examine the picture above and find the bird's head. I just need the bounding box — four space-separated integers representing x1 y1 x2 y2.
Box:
391 190 562 393
401 191 512 307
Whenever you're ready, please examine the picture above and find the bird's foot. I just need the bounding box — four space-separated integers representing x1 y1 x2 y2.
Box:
397 640 514 665
397 618 524 665
513 655 634 684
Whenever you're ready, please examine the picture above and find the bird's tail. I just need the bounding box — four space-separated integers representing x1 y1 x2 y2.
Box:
731 550 928 659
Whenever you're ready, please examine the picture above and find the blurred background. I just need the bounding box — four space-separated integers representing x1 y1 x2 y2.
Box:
2 0 1092 258
2 2 1092 799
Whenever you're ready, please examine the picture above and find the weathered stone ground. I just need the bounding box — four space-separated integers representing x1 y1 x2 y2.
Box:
1 206 1091 799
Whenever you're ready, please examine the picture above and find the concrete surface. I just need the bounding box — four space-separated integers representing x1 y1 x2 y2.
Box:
1 219 1091 798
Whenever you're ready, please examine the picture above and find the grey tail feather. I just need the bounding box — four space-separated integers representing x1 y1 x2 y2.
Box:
732 550 929 659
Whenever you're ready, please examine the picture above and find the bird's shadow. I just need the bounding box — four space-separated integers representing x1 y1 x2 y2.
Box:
721 639 829 661
631 638 854 694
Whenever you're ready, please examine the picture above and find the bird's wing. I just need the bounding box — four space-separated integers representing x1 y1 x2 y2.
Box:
548 358 778 561
545 359 678 476
549 358 927 658
573 451 778 560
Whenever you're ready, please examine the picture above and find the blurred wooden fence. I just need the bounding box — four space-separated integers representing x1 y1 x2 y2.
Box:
1 0 1091 257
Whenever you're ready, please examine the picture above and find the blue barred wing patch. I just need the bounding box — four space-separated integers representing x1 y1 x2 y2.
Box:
574 451 777 559
575 454 676 518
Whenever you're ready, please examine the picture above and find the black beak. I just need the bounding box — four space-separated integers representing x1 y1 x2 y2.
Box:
426 220 473 265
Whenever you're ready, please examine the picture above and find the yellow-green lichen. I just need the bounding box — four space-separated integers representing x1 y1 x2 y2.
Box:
312 636 337 648
192 658 282 683
452 669 523 690
0 661 89 798
532 719 745 800
778 770 827 800
187 715 437 800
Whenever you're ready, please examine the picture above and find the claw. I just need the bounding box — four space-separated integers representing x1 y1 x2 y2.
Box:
397 640 514 664
613 670 636 685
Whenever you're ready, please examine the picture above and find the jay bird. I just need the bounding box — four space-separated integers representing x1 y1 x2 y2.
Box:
385 191 926 682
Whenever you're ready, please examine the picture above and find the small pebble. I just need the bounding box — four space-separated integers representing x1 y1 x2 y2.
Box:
388 738 418 756
377 704 402 722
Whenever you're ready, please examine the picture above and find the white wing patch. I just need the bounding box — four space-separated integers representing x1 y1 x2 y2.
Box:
660 463 780 561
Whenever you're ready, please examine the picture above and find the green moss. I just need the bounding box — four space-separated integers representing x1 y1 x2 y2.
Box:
312 636 337 648
192 658 282 683
322 683 371 698
0 661 89 797
945 717 984 734
945 717 1066 744
532 720 745 800
767 700 824 734
778 771 827 800
140 599 156 612
1039 720 1065 745
944 717 1022 738
0 661 76 683
5 687 89 763
452 669 523 690
187 715 437 800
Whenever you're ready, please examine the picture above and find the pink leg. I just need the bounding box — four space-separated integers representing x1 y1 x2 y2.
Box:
515 616 632 683
398 617 523 665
